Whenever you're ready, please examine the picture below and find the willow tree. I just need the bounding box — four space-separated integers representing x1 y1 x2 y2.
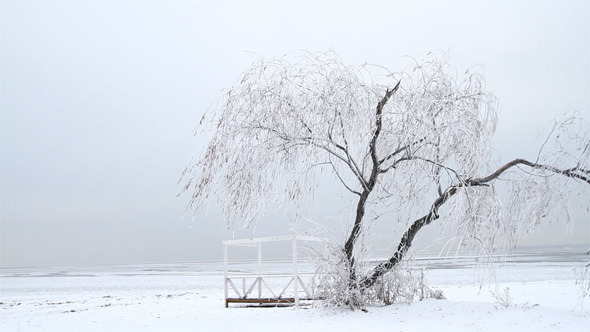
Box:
180 51 589 302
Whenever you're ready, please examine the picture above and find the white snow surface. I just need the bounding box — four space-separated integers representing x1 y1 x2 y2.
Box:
1 247 589 332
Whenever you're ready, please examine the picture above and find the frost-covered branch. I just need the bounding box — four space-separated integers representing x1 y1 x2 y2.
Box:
362 154 590 288
362 186 459 288
466 158 590 185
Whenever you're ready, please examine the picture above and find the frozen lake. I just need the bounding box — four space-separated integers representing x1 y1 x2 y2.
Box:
1 245 589 331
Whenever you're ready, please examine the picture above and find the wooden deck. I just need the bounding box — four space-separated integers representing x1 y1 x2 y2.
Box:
225 297 315 308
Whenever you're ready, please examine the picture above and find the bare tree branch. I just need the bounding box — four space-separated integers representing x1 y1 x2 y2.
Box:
329 159 362 196
361 157 590 288
378 136 427 166
362 186 458 288
466 158 590 185
370 81 401 167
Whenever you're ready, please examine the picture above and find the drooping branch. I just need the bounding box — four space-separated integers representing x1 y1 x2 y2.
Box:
378 155 462 182
252 124 369 188
329 158 361 196
361 157 590 288
378 136 427 166
331 140 370 191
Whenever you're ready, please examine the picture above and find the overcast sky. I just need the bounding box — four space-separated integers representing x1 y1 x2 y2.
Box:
1 0 589 268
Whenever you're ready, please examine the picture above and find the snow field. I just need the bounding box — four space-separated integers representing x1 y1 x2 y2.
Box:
1 257 588 331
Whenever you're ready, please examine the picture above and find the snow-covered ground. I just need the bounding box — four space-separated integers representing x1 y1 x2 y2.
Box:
1 246 589 331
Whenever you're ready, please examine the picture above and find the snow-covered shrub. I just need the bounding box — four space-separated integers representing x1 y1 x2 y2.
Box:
491 287 513 308
367 265 445 305
313 247 366 308
313 246 443 308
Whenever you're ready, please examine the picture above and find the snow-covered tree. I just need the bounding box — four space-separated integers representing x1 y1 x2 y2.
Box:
180 50 589 304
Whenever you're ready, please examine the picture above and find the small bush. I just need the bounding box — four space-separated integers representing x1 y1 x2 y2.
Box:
313 248 443 308
491 287 513 308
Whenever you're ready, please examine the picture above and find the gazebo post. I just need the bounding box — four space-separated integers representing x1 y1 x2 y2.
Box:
223 244 228 308
257 242 262 298
292 239 299 307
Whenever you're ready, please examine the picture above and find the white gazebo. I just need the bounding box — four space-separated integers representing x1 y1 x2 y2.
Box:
223 235 325 307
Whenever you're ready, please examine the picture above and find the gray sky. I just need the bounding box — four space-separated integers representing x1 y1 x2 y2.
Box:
1 0 589 268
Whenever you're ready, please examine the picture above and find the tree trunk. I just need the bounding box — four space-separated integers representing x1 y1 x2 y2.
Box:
342 82 401 282
344 190 370 281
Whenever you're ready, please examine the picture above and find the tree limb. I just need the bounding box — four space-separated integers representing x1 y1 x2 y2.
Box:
378 136 427 166
361 157 590 288
329 158 362 196
370 81 401 168
361 186 458 288
466 158 590 185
